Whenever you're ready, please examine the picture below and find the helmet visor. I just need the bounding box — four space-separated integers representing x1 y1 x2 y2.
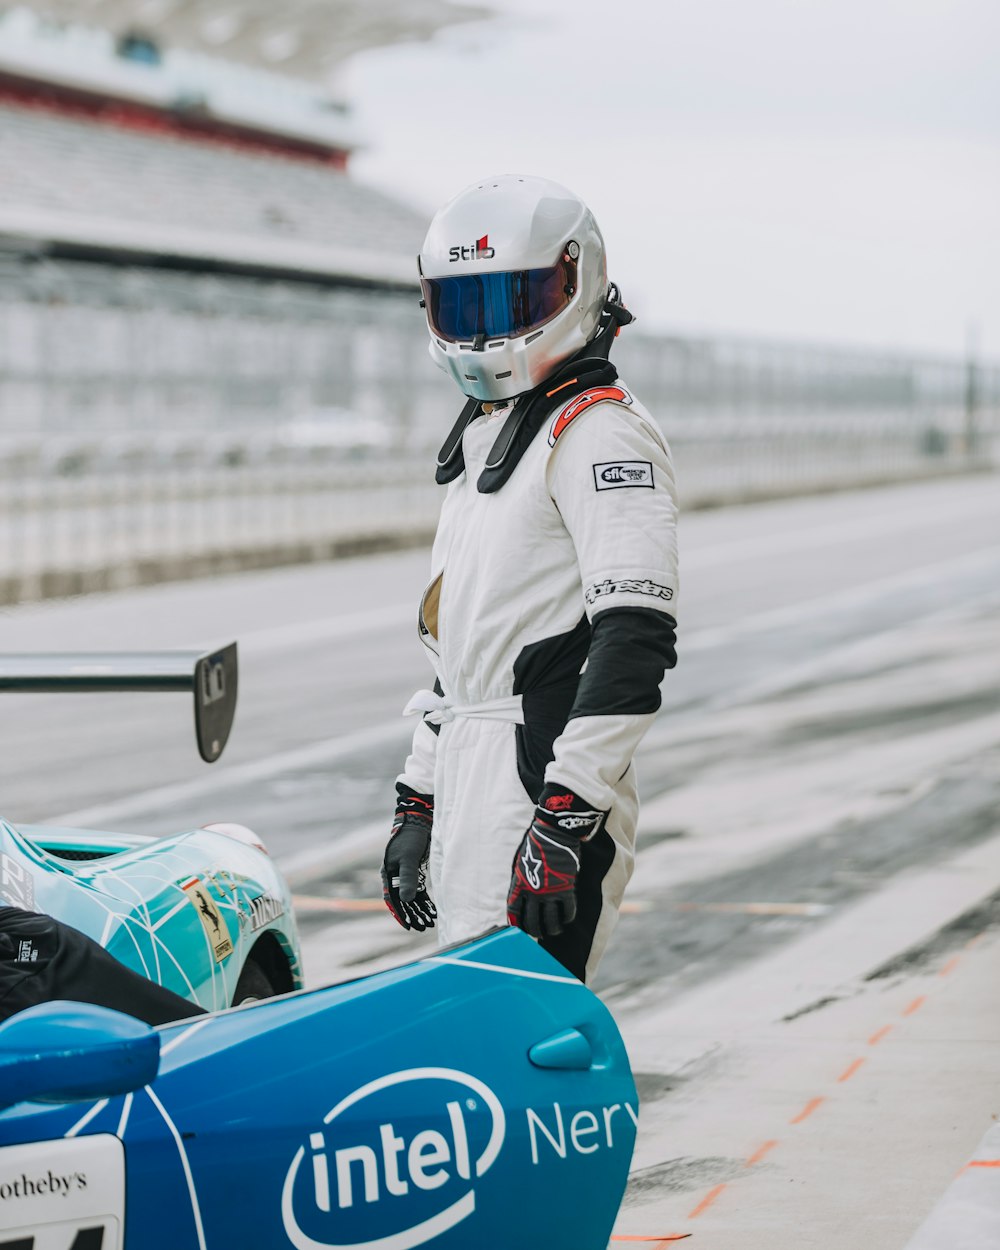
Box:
421 253 577 343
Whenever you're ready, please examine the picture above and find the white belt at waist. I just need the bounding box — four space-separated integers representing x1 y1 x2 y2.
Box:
403 688 524 726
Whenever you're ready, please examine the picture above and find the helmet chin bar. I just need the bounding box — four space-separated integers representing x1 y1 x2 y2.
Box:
432 305 592 403
440 327 561 402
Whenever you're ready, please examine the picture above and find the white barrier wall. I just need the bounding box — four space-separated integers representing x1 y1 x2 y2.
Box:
0 258 996 602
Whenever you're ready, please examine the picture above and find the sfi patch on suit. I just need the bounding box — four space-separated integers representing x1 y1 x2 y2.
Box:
593 460 654 491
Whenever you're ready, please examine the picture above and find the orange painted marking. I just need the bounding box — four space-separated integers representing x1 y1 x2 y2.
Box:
293 895 383 912
688 1184 727 1219
545 376 579 398
939 956 961 977
746 1139 779 1167
610 1237 691 1244
789 1096 825 1125
837 1058 866 1083
964 1160 1000 1170
868 1025 893 1046
902 996 926 1017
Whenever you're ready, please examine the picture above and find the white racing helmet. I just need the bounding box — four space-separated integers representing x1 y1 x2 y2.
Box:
418 174 609 402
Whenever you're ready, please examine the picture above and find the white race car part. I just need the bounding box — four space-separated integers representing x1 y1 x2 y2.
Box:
0 1134 124 1249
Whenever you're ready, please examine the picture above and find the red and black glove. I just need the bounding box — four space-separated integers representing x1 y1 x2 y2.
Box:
507 785 608 939
381 784 437 932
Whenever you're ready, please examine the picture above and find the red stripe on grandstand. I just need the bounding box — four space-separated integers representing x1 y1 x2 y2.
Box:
0 73 349 169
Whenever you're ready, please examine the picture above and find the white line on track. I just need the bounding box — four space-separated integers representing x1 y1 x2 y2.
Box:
618 823 1000 1071
46 716 414 830
680 493 1000 572
681 543 1000 653
205 501 1000 657
222 603 413 656
43 543 1000 843
711 592 1000 711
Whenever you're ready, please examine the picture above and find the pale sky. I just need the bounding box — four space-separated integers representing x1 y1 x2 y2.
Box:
345 0 999 358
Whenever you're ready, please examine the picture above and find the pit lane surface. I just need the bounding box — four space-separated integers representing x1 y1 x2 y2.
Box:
3 472 1000 1248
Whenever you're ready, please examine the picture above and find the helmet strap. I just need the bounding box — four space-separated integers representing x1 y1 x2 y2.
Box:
588 282 634 360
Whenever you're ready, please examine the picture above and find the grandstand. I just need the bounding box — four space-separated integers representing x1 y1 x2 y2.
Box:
6 0 487 82
0 0 994 605
0 90 427 283
0 4 454 284
0 1 466 447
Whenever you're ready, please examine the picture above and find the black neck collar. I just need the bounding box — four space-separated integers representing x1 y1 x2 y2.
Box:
435 325 622 493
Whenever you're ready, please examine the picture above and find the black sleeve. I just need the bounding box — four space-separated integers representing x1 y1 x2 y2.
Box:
0 906 205 1027
569 607 677 720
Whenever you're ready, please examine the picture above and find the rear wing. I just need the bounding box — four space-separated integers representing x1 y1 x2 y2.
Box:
0 642 237 763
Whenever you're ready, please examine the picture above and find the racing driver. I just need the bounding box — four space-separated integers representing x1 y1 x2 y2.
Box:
381 175 679 982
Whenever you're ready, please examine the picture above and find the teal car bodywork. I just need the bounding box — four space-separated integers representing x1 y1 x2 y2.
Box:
0 642 303 1009
0 819 302 1009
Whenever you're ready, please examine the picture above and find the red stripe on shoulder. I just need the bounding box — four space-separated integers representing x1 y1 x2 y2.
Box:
547 385 633 447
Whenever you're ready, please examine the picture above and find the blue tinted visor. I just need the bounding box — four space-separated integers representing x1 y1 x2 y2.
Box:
421 253 577 342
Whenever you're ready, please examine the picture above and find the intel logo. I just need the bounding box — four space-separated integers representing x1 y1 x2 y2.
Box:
281 1067 506 1250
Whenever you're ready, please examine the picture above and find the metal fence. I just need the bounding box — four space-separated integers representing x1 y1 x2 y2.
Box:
0 255 996 602
617 331 997 503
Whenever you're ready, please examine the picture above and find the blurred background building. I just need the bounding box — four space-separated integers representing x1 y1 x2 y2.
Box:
0 0 996 603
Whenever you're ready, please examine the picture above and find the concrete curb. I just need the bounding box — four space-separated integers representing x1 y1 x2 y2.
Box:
679 462 993 512
904 1123 1000 1249
0 527 437 607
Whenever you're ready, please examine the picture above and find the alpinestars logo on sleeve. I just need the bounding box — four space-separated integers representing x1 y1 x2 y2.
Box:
555 812 603 832
585 577 674 605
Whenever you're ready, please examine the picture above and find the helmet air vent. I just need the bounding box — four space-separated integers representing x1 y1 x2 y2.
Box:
494 371 512 380
525 330 544 345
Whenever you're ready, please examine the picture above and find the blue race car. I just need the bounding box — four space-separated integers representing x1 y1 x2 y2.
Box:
0 645 302 1017
0 646 638 1248
0 928 637 1250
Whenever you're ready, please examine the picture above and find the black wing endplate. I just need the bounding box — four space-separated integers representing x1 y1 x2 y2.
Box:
0 642 237 763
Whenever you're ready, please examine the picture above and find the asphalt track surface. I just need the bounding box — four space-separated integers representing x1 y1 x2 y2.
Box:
2 472 1000 1248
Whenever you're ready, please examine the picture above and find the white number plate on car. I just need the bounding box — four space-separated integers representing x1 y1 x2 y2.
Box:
0 1135 124 1250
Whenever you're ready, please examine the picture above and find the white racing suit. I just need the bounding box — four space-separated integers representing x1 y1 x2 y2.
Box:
399 378 679 981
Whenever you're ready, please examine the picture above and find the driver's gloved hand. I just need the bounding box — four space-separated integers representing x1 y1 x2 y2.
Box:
507 785 608 939
381 784 437 932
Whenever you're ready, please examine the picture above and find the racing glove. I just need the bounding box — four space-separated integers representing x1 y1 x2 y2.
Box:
381 783 437 932
507 785 608 939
